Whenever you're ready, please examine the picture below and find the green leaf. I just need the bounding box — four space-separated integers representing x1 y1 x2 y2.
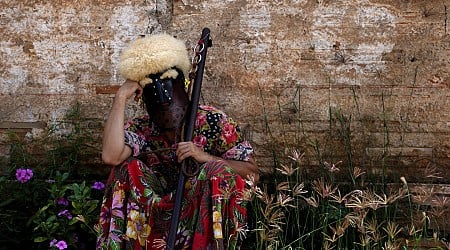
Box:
34 236 48 243
68 219 78 226
46 215 57 222
86 202 99 214
38 204 51 214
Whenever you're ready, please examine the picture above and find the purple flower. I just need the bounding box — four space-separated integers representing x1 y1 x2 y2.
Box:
56 197 69 206
15 168 33 183
50 240 67 250
57 209 73 220
92 181 105 190
55 240 68 250
50 239 58 247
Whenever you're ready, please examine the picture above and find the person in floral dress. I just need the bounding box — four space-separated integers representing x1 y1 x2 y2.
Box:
96 33 259 250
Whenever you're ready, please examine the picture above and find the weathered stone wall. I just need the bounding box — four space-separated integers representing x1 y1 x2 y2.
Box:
1 0 449 184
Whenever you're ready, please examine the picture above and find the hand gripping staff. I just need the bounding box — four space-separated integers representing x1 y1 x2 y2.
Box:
167 27 212 250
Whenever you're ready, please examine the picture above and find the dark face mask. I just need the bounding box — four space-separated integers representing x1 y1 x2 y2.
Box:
142 73 190 131
144 78 174 106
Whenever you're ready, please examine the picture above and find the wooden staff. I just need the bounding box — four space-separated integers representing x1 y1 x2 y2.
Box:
167 27 212 250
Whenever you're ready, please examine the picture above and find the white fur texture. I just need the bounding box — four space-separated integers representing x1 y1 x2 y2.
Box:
118 34 190 83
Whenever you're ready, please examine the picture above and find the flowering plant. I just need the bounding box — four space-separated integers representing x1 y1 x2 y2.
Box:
30 171 104 249
1 150 104 250
15 168 34 183
0 103 106 249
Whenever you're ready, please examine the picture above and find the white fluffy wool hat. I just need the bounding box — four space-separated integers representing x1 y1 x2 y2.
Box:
118 34 190 84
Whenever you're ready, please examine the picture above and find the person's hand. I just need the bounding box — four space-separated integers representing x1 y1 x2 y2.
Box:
116 79 143 102
176 142 215 163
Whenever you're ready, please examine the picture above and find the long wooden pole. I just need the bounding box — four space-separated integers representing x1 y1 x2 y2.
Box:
167 27 212 250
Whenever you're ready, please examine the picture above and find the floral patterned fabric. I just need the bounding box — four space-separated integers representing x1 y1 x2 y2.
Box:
96 105 254 249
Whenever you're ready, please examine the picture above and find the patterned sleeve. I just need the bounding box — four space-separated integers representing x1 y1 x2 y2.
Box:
194 106 254 162
221 141 254 162
123 117 147 157
218 115 254 161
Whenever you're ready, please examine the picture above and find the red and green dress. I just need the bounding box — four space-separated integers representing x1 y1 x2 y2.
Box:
96 105 254 250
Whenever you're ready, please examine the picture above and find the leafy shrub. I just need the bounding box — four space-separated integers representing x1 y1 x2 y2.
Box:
0 103 105 250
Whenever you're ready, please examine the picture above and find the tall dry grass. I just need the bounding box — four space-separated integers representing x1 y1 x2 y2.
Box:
244 150 449 249
245 84 449 249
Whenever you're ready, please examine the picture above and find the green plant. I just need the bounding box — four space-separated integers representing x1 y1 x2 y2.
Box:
0 103 104 250
30 171 103 249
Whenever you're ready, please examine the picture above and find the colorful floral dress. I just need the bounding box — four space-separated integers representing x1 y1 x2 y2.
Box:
96 105 254 250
